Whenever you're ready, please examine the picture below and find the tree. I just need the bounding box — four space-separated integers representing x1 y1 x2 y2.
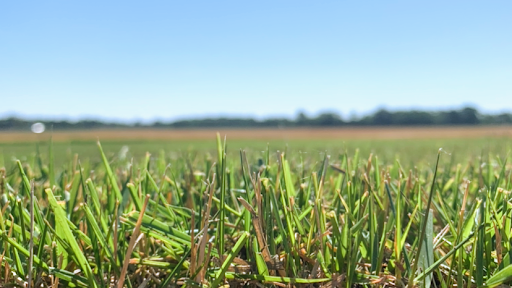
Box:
312 112 344 126
296 111 309 126
373 109 393 125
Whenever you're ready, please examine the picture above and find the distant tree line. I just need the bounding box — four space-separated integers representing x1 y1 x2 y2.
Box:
1 107 512 131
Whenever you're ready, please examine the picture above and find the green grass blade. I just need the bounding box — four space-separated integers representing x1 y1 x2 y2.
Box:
46 188 98 288
97 141 122 200
211 231 249 287
484 264 512 288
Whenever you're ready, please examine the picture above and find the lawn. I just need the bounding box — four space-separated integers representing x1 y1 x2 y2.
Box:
0 129 511 287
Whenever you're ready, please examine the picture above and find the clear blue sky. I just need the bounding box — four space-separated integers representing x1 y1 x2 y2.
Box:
1 1 511 123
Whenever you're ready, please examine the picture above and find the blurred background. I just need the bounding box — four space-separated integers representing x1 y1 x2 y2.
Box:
1 0 511 159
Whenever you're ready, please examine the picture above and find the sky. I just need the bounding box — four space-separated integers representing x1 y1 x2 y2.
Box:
1 1 511 123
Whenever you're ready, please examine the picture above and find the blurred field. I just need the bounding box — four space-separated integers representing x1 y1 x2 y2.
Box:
1 126 511 143
0 126 511 170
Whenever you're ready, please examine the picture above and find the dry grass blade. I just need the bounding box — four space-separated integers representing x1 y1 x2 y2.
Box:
196 175 215 284
117 194 150 288
329 164 346 174
238 197 285 277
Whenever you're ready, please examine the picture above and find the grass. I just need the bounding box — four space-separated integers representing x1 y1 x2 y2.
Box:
0 133 511 287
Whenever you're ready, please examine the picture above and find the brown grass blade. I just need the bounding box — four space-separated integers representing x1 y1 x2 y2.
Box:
117 194 150 288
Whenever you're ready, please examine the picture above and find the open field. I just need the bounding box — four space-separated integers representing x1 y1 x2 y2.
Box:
1 126 512 143
1 129 512 287
1 126 510 166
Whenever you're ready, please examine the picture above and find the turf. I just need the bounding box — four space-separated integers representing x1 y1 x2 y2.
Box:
0 133 511 287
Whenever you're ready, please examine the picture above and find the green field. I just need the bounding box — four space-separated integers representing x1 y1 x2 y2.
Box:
1 136 510 167
1 135 512 287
